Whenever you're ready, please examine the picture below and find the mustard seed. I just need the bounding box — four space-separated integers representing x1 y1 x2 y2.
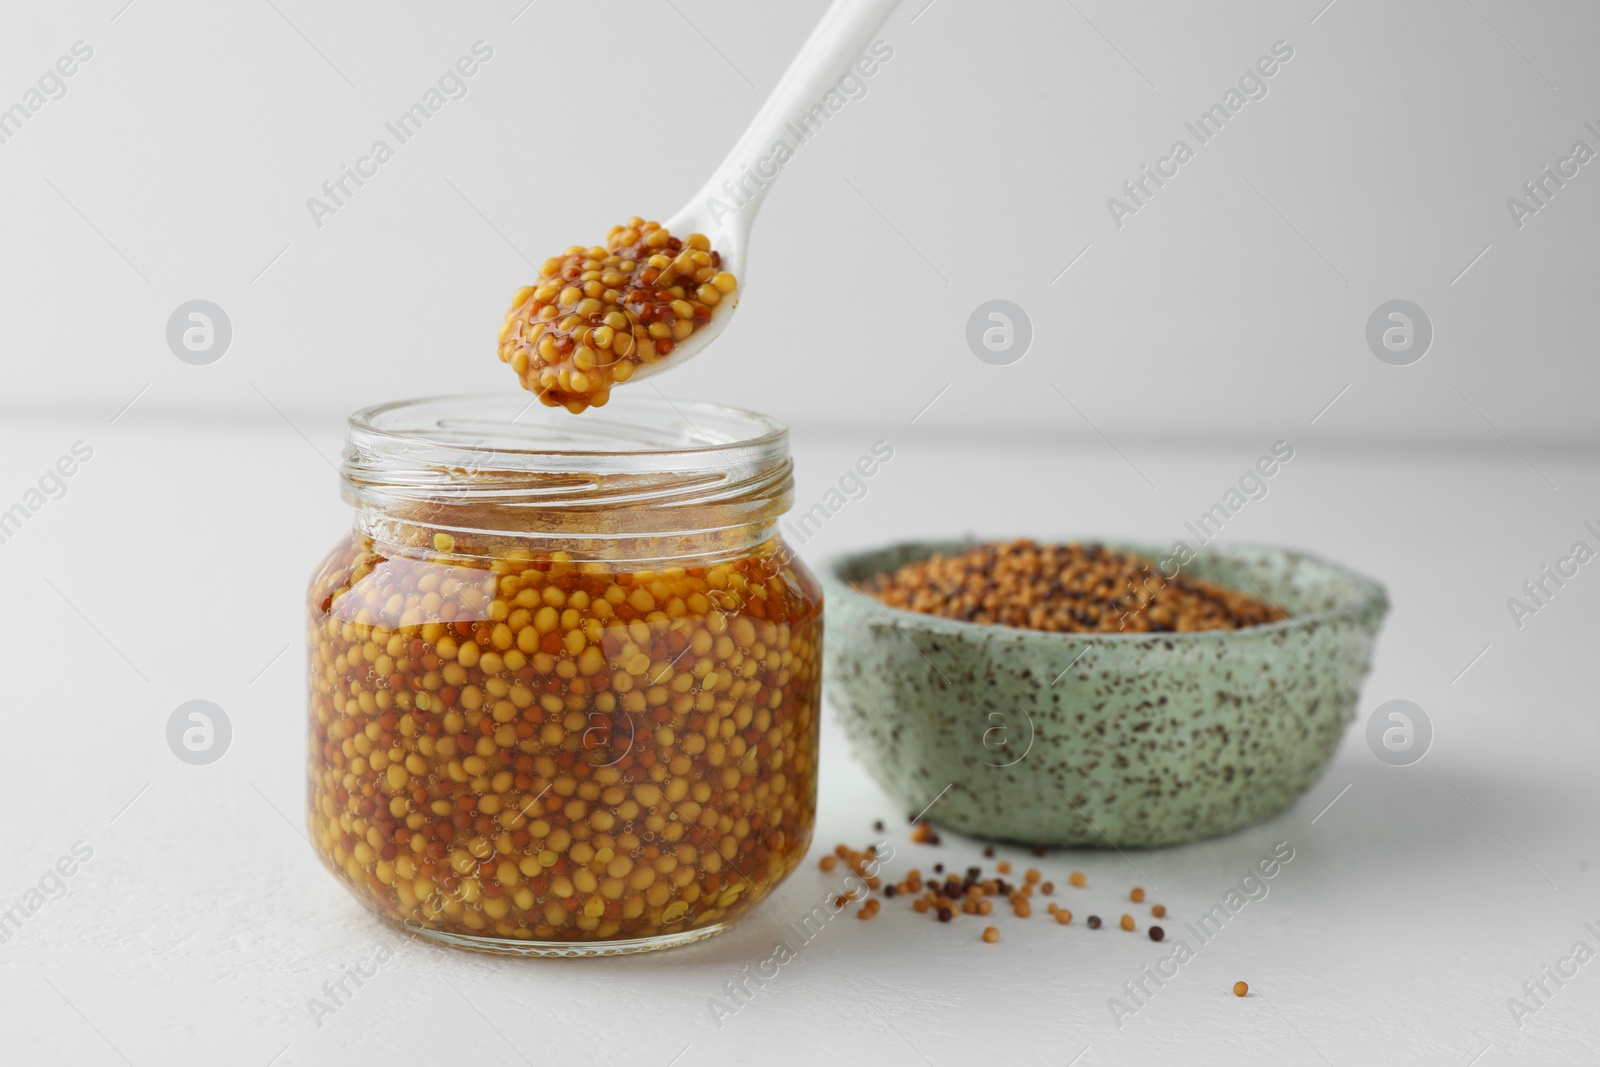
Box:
1149 926 1164 942
1120 914 1135 931
1087 915 1102 929
1152 904 1166 918
1131 887 1146 903
982 926 1000 943
1234 981 1249 997
863 540 1286 633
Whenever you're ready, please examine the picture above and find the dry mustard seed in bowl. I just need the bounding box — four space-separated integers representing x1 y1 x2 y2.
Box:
824 539 1388 847
498 218 737 414
862 540 1284 633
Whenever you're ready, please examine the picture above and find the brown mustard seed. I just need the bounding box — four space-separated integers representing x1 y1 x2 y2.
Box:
863 540 1285 633
499 219 738 414
1087 915 1102 929
1234 981 1249 997
937 906 953 922
1152 904 1166 918
1149 926 1165 942
982 926 1000 943
1120 914 1135 931
983 847 995 858
1041 881 1055 895
1131 887 1146 903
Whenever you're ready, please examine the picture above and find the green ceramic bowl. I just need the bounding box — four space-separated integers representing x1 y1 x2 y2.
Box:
822 540 1388 848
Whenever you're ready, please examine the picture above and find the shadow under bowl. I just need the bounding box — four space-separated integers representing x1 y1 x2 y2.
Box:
821 540 1389 848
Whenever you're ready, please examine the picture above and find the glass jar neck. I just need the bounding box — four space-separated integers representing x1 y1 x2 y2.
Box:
340 394 793 565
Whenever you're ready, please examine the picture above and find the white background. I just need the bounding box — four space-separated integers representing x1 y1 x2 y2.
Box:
0 0 1596 442
1 1 1598 1065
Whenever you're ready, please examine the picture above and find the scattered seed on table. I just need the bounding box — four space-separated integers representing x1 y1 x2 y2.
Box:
1131 887 1146 903
1069 872 1087 888
982 926 1000 944
819 855 837 872
997 861 1011 874
1149 926 1165 942
1233 981 1249 997
873 820 884 832
1087 915 1102 929
1152 904 1166 918
1055 909 1072 925
1041 881 1055 895
1120 914 1135 931
937 907 953 923
983 846 995 858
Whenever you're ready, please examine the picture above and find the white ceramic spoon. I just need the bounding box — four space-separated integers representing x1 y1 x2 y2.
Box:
626 0 902 383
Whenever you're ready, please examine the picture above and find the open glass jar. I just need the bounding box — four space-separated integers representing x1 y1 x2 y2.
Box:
305 394 822 956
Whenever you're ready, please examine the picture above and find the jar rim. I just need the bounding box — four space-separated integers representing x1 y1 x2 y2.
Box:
341 393 793 543
347 392 787 464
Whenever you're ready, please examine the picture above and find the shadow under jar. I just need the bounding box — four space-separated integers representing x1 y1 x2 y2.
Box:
305 394 822 956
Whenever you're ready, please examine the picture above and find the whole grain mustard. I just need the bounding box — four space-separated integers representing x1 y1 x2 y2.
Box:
307 533 820 946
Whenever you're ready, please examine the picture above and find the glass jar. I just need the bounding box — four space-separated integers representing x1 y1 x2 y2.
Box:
305 394 822 956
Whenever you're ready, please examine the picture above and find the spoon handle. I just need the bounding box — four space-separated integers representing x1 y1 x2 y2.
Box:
682 0 901 242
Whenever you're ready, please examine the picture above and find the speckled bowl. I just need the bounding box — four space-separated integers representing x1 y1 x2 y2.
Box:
822 540 1388 848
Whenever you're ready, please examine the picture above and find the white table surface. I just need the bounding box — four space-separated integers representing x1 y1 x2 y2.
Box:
1 414 1596 1067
